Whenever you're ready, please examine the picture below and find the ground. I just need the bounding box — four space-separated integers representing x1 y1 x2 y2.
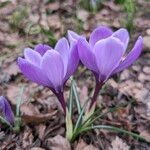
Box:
0 0 150 149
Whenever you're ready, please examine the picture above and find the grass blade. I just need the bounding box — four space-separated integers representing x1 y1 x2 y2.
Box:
87 100 135 126
68 78 74 116
79 125 147 142
0 116 13 128
73 99 89 133
16 86 25 117
72 80 81 114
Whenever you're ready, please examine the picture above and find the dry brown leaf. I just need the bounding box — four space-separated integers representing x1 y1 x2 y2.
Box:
30 147 45 150
79 85 88 107
138 126 150 142
109 136 130 150
138 73 150 83
20 103 57 124
35 124 46 140
143 66 150 74
75 139 98 150
83 145 99 150
108 79 150 103
143 36 150 49
22 126 34 148
6 84 28 105
45 135 71 150
46 2 60 11
3 62 19 77
140 130 150 142
7 85 23 105
76 10 89 22
75 139 87 150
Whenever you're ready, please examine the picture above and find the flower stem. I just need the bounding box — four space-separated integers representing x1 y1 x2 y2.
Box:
89 80 103 110
56 92 67 115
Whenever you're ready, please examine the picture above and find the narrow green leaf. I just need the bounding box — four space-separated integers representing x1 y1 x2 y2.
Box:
68 78 74 116
72 80 81 114
66 109 73 141
79 125 147 142
16 86 25 117
88 101 135 126
73 99 89 133
0 116 13 128
81 106 104 127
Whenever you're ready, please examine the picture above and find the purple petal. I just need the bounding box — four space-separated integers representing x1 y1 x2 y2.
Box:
34 44 52 56
64 43 79 82
18 57 50 87
0 96 14 124
78 37 98 72
112 36 143 74
89 26 113 48
24 48 42 66
55 38 69 75
112 28 129 52
68 30 80 44
41 50 64 92
94 37 124 82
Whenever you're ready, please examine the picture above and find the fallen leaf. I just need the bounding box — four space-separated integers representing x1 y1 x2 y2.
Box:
109 79 150 103
143 36 150 49
109 136 130 150
45 135 71 150
75 139 98 150
30 147 45 150
35 124 46 140
79 85 88 107
3 61 19 77
77 9 89 22
22 126 34 148
143 66 150 74
20 103 57 124
75 139 87 150
138 126 150 142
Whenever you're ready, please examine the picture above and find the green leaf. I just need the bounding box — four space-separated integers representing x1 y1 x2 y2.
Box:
88 100 135 125
79 125 147 142
81 106 104 127
73 99 89 133
41 28 57 46
65 109 73 141
0 1 11 8
0 116 13 128
16 86 25 117
72 80 81 114
68 77 74 116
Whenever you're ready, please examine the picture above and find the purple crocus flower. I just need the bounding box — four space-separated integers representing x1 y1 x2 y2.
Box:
77 26 143 108
0 96 14 125
18 38 79 114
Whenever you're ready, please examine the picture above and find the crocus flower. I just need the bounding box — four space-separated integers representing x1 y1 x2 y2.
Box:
18 38 79 114
68 30 81 45
0 96 14 124
77 26 143 108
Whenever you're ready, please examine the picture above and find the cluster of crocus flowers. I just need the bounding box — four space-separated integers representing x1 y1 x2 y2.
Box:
18 26 143 115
